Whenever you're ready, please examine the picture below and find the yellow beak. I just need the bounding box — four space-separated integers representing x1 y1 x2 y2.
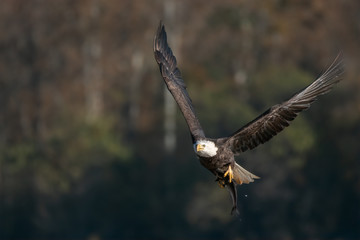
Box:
196 144 204 152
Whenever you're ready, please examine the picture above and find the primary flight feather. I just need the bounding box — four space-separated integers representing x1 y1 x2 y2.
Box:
153 22 344 214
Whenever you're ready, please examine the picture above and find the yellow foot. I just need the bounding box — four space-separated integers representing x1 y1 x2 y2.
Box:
224 165 234 183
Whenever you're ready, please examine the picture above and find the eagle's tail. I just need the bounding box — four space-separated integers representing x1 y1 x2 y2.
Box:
233 162 260 185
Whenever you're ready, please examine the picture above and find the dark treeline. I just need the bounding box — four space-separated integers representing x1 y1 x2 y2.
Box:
0 0 359 239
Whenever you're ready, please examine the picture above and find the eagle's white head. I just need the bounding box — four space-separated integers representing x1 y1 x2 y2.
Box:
193 139 218 158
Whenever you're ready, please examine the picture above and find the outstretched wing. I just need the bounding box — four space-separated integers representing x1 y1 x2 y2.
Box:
224 54 344 154
154 22 205 141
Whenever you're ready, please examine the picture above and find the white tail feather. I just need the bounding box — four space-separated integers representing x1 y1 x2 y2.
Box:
233 162 260 185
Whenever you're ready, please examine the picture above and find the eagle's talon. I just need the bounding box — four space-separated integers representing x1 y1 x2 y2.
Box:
217 179 226 188
224 165 234 183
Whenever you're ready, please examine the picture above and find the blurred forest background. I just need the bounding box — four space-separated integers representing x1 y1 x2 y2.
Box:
0 0 359 239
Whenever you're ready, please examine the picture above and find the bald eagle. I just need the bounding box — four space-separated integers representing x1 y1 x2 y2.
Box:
153 22 344 214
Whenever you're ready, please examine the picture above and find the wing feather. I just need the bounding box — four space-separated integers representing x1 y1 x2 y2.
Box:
154 22 205 141
225 54 344 154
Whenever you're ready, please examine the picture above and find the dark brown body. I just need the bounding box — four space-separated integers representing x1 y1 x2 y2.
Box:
198 139 234 175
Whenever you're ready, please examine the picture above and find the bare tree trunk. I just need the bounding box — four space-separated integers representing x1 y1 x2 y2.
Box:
163 0 183 154
129 51 144 131
82 0 103 122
